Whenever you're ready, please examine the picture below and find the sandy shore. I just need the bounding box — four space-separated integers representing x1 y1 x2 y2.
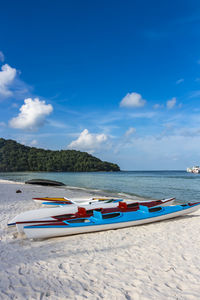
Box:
0 180 200 300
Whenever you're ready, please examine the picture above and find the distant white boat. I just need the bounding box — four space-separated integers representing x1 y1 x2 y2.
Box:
187 166 200 173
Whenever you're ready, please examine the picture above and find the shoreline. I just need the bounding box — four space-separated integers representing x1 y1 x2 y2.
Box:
0 177 148 202
0 178 24 184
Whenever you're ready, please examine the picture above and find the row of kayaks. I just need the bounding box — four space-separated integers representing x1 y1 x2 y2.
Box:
8 196 200 239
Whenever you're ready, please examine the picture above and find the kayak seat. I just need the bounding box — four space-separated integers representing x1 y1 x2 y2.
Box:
76 207 87 217
118 202 127 211
93 210 103 219
139 205 149 212
90 210 103 222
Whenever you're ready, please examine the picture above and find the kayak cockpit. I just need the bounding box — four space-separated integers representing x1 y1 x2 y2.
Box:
149 206 163 213
63 210 122 225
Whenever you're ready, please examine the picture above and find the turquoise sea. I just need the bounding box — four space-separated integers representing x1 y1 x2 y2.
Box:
0 171 200 204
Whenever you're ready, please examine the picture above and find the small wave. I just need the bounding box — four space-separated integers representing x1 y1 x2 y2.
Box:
61 185 147 200
0 179 24 185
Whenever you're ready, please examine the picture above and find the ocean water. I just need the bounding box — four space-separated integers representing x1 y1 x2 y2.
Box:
0 170 200 203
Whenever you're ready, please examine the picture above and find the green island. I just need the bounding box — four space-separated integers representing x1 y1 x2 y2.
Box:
0 138 120 172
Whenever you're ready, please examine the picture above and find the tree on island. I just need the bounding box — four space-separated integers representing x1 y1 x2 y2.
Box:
0 138 120 172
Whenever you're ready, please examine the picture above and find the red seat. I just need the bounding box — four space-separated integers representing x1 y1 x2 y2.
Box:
76 207 87 217
118 202 127 211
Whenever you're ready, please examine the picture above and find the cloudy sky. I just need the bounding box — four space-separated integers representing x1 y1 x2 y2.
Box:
1 0 200 170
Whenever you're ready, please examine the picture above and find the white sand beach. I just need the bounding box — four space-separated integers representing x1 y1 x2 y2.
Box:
0 180 200 300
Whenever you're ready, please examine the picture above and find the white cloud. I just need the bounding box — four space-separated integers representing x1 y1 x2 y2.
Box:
130 112 156 118
113 127 136 154
0 121 6 127
68 129 108 153
0 64 17 97
9 97 53 131
120 92 146 108
125 127 136 137
176 78 184 84
30 139 38 146
167 97 176 109
153 103 163 109
0 59 33 101
0 51 5 62
189 90 200 98
48 120 67 128
154 104 160 109
11 103 19 108
116 134 200 170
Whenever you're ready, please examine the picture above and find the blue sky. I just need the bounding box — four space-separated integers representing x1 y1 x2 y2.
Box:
1 0 200 170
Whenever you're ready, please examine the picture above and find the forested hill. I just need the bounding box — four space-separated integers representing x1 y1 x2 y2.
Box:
0 138 120 172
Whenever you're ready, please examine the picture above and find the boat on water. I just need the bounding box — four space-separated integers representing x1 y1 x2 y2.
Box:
23 202 200 239
187 166 200 174
8 198 175 232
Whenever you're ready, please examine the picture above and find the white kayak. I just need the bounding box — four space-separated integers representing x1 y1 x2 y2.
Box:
8 198 175 232
32 196 117 205
23 202 200 240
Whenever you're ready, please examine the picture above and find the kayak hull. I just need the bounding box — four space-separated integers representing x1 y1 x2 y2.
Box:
23 203 200 239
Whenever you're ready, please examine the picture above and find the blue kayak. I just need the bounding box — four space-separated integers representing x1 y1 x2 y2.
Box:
23 202 200 239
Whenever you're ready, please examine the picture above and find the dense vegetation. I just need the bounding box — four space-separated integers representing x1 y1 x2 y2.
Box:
0 138 120 172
